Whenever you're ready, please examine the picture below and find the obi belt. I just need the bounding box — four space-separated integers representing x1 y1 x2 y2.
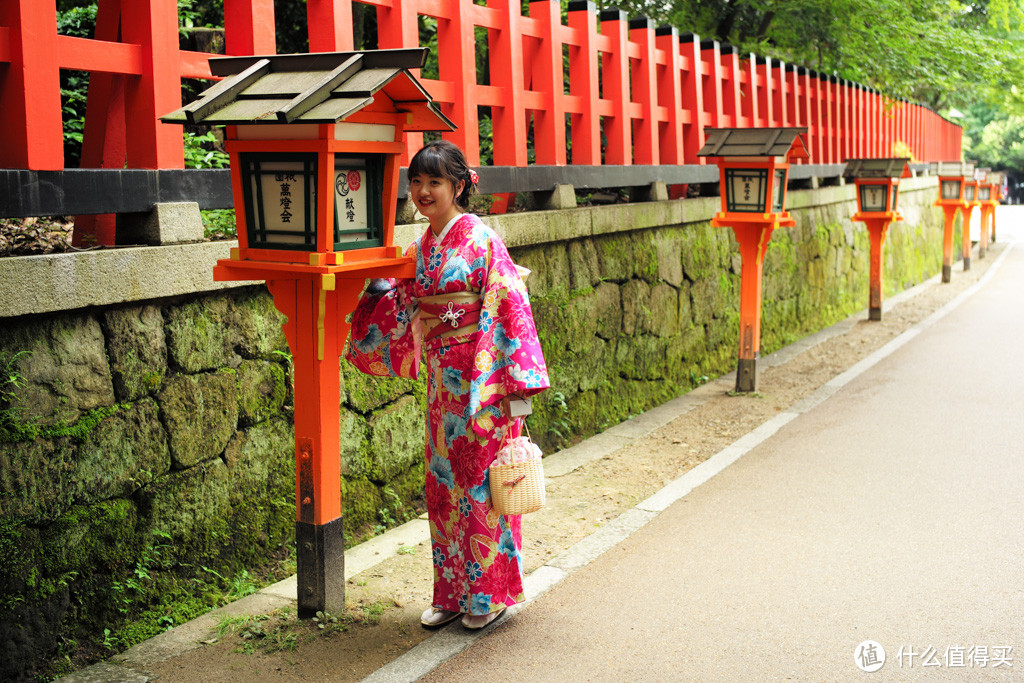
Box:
417 291 482 343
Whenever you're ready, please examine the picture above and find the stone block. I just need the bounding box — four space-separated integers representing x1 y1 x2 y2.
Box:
0 314 115 426
117 202 204 246
620 279 651 337
338 408 371 476
158 372 239 468
646 283 680 338
74 399 171 504
223 419 294 520
567 239 600 290
230 288 289 359
164 296 236 373
594 233 635 282
564 291 599 354
528 184 577 211
236 360 288 427
138 460 231 569
103 305 168 401
594 282 622 341
366 395 425 484
342 362 418 414
655 231 685 287
0 437 77 522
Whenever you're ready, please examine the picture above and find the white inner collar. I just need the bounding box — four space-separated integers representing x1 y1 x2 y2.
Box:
435 213 463 244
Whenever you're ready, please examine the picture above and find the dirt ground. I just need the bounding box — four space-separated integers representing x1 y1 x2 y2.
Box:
143 245 1001 682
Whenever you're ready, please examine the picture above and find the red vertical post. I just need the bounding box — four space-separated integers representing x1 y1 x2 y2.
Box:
530 0 566 165
121 0 183 169
863 217 892 320
785 64 799 129
808 71 822 162
798 68 813 162
733 222 774 392
825 76 837 163
757 56 774 127
224 0 277 55
720 45 740 127
742 54 758 127
440 0 480 164
655 25 683 165
567 1 600 165
679 33 705 164
307 0 354 52
0 0 63 169
629 17 658 164
961 200 975 271
599 9 630 164
701 41 724 130
855 84 865 158
489 0 526 214
377 0 421 161
841 80 852 161
772 61 788 127
74 0 127 247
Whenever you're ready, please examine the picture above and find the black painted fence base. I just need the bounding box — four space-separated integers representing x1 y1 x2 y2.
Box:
736 357 758 393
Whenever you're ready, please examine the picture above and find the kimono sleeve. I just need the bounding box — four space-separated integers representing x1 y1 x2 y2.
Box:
344 275 420 380
467 231 550 420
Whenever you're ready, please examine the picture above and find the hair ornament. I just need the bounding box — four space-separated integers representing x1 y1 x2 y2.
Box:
469 170 480 185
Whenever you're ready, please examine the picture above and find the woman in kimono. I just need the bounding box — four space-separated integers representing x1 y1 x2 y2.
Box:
345 141 549 630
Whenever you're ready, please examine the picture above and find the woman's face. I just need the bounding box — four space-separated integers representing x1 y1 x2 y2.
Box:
410 173 465 227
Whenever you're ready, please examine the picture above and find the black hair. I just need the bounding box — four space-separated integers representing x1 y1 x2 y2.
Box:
407 140 477 210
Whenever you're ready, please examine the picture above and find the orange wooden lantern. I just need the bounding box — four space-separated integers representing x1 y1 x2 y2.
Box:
844 158 911 321
698 127 809 393
960 168 983 270
981 170 1003 247
932 160 974 282
162 48 454 617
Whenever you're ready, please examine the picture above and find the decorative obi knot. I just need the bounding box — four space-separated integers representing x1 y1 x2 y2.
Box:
417 291 483 341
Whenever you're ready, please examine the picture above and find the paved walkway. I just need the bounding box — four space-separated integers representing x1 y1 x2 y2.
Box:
376 215 1024 680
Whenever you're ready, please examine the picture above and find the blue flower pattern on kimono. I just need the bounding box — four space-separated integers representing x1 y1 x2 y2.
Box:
427 246 443 271
432 548 446 567
498 528 517 558
442 366 467 396
429 454 455 489
351 324 384 354
471 593 492 614
492 322 521 355
465 561 483 582
438 255 472 290
468 478 490 504
443 412 468 447
478 310 493 333
458 497 472 517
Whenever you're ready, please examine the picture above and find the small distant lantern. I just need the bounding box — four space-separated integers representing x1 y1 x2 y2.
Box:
932 160 975 283
698 127 809 393
844 158 911 321
161 48 455 620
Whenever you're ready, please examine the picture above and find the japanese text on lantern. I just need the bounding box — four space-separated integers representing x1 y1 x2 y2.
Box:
277 173 296 224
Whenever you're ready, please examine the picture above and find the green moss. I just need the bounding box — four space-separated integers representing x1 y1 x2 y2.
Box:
0 403 124 444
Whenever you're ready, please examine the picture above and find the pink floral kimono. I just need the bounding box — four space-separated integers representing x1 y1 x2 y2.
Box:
345 214 549 616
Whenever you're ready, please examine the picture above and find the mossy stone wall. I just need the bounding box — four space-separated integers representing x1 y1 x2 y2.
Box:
0 181 950 679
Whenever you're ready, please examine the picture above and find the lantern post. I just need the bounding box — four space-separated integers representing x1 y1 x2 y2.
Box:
932 161 974 283
844 158 910 321
698 127 809 393
977 170 1000 257
162 49 455 617
960 169 982 270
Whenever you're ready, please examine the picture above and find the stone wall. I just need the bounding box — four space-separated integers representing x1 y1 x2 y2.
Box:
0 178 950 679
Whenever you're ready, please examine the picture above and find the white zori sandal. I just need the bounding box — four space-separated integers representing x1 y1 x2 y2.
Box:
420 607 460 628
461 607 506 630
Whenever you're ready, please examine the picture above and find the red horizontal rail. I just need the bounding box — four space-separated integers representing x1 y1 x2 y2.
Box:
1 0 962 185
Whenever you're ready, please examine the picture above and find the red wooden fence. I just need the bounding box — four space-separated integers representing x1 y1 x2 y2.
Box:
1 0 962 176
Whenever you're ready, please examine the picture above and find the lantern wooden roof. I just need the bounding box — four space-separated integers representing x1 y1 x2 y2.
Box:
843 158 911 179
161 48 455 131
933 161 975 177
697 127 809 161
